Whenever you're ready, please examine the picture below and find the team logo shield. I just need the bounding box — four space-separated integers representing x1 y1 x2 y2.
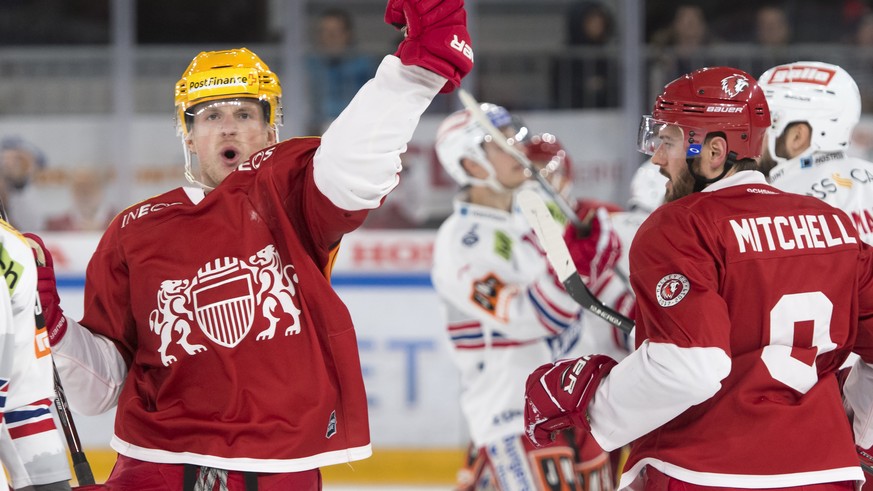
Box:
655 273 690 307
192 258 255 348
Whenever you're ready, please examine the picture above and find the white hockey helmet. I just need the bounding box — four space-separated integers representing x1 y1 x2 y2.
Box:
435 103 525 190
627 159 668 213
759 61 861 163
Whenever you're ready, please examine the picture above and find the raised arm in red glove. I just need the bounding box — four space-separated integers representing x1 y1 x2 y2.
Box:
23 233 67 346
385 0 474 93
563 204 621 288
524 354 617 447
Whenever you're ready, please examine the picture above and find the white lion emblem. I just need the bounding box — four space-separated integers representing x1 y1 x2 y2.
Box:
247 245 302 340
721 74 749 98
149 279 207 366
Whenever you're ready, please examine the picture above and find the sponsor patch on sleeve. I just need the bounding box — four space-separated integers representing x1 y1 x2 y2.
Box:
471 273 511 319
655 273 690 307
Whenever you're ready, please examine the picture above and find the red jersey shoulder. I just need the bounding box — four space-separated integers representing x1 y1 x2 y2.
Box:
234 137 321 177
114 188 192 231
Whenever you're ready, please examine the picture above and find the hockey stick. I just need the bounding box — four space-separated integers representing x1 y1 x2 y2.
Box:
456 89 588 233
517 188 635 335
0 202 96 485
26 238 96 487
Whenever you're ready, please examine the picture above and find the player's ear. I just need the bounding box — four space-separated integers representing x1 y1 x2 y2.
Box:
785 122 812 157
185 136 197 155
706 136 728 174
460 158 486 179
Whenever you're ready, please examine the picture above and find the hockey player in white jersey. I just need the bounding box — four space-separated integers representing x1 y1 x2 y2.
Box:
760 61 873 489
0 219 71 490
522 134 633 362
759 61 873 244
0 264 14 491
432 104 619 490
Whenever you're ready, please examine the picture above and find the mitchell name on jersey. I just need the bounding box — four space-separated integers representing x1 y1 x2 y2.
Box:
729 211 857 254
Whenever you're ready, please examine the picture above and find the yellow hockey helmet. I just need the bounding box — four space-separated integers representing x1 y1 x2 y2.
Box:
174 47 283 138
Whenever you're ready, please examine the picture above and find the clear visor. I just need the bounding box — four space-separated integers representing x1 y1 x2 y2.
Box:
637 115 702 159
482 123 528 149
184 98 270 136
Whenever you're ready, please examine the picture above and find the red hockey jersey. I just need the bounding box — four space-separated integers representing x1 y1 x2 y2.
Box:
82 138 373 471
589 172 873 487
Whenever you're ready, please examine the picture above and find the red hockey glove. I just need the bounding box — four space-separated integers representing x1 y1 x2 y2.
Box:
563 205 621 287
524 354 617 448
23 233 67 346
385 0 473 93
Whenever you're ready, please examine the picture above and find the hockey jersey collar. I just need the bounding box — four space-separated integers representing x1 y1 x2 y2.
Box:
768 150 847 183
702 170 768 193
453 197 513 224
183 186 206 205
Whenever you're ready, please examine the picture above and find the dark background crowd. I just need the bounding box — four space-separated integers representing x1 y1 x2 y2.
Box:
1 0 873 231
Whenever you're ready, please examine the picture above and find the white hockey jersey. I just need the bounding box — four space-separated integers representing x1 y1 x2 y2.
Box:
432 198 584 446
768 150 873 245
0 221 70 488
0 245 14 491
576 208 649 360
512 183 634 362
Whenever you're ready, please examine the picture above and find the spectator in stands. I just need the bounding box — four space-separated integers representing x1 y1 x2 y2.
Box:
44 166 115 232
756 4 792 47
748 4 794 76
649 4 717 98
848 13 873 112
305 8 377 135
0 136 46 231
554 1 617 108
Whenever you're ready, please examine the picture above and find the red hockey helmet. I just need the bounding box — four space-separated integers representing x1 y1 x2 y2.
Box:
638 66 771 162
524 133 574 182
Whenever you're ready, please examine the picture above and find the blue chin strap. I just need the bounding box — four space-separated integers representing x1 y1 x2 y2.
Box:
685 143 737 193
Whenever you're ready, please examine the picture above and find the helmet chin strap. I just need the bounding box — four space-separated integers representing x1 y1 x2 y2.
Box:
687 151 736 193
181 140 216 192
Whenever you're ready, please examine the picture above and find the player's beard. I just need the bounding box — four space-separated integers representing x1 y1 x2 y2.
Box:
758 150 778 178
664 163 695 202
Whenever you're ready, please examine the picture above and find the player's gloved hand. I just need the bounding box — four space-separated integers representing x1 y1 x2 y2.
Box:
524 354 617 447
23 233 67 346
563 205 621 287
385 0 473 93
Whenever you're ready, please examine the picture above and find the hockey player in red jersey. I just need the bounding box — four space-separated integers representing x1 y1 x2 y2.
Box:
23 1 474 489
524 66 873 489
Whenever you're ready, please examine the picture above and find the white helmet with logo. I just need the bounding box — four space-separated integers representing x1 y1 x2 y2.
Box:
435 103 525 190
759 61 861 163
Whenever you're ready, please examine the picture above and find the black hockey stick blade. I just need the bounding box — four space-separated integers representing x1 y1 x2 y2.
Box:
517 189 635 334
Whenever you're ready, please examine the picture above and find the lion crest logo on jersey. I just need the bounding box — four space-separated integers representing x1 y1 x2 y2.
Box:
655 273 690 307
149 244 302 366
720 74 749 98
